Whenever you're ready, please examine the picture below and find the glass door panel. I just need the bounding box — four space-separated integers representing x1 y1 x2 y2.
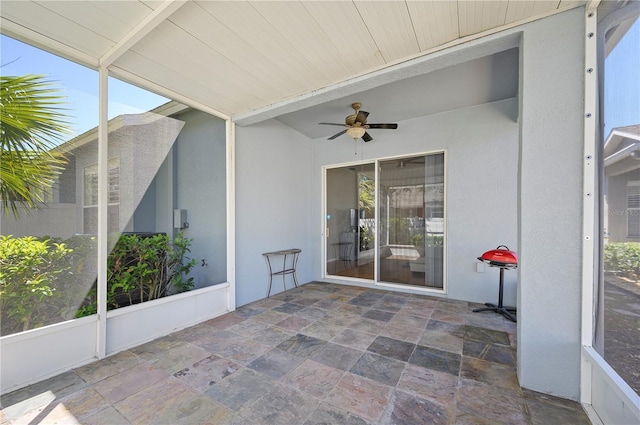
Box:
326 163 375 279
378 153 444 288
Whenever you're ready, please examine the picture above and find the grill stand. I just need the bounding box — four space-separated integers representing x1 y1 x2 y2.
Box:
473 264 517 322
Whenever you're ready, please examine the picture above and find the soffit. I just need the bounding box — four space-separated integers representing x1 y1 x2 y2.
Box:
1 1 585 121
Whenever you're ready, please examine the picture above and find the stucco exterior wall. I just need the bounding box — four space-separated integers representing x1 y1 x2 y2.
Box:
0 204 77 239
235 119 314 306
173 110 228 288
517 7 585 400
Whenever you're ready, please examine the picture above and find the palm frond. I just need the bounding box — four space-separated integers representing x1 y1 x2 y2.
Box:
0 75 71 218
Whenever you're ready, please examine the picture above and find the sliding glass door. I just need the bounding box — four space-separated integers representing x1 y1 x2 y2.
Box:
325 152 445 290
326 163 375 279
378 154 444 288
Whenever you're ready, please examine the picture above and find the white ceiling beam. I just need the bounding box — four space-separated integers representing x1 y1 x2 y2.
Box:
100 0 187 68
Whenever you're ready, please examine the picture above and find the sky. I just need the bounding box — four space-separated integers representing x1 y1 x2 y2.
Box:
604 17 640 137
1 34 169 139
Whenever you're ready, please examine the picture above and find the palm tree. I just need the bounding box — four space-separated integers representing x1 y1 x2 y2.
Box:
358 174 375 214
0 75 71 218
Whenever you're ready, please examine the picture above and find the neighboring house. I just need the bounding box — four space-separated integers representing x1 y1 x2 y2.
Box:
59 102 188 237
1 102 187 239
1 101 227 289
603 124 640 242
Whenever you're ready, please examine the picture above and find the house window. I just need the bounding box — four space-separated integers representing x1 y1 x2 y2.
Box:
627 181 640 237
84 158 119 206
83 158 120 233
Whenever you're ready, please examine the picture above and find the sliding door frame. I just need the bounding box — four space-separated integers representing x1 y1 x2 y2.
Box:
321 149 447 295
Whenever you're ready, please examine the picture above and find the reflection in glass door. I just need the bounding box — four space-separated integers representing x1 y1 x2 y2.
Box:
597 14 640 397
378 153 444 288
326 163 375 279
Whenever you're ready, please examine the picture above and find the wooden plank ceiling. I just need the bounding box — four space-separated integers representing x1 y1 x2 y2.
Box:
1 1 585 119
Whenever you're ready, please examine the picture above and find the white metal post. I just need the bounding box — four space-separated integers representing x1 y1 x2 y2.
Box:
226 119 236 312
581 5 599 406
96 68 108 359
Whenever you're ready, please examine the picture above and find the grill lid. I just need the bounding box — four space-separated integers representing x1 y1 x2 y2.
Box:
478 245 518 267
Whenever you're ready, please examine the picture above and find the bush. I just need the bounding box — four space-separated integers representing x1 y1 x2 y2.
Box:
604 242 640 280
411 234 443 247
0 232 197 335
359 226 372 251
107 232 196 307
77 232 197 314
0 235 72 334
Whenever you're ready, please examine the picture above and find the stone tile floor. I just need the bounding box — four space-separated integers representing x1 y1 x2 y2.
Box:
1 282 591 425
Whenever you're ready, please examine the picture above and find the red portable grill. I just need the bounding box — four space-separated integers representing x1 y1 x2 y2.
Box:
478 245 518 268
474 245 517 322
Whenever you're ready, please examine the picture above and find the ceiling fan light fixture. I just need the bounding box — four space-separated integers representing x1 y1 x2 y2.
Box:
319 102 397 141
347 126 366 140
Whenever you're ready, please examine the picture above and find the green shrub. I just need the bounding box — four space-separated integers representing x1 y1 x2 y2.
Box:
426 234 443 247
411 234 443 247
77 232 197 314
108 232 196 307
1 232 197 334
604 242 640 279
389 217 412 244
0 235 72 334
359 226 372 251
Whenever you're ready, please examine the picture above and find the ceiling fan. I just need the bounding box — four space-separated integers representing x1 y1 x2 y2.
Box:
319 102 398 142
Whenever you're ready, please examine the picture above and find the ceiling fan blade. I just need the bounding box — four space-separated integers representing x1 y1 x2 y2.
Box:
362 132 373 142
367 123 398 129
319 122 348 127
328 129 348 140
356 110 369 124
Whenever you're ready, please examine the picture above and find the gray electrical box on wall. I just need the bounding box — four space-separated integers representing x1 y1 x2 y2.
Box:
174 209 188 229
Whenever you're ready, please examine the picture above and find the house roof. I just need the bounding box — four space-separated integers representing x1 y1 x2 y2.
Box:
1 0 587 126
604 124 640 155
53 101 189 153
604 124 640 176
